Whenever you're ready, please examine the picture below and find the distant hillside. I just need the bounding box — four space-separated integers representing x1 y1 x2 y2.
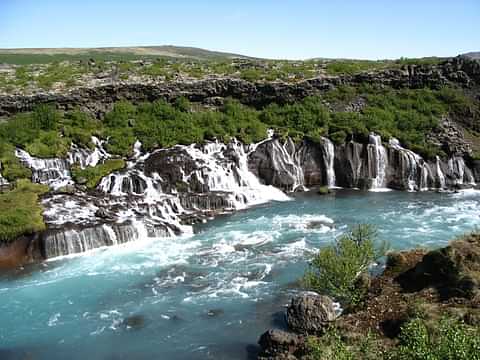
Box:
462 52 480 60
0 45 253 64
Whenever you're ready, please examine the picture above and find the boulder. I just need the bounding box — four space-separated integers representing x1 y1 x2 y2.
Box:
258 329 303 359
122 314 145 330
286 293 337 334
396 233 480 299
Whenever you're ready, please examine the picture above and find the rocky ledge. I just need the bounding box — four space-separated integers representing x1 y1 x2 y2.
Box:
257 233 480 359
0 56 479 118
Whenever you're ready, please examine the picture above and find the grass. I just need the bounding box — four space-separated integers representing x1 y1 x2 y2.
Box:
71 159 125 189
305 317 480 360
0 179 48 245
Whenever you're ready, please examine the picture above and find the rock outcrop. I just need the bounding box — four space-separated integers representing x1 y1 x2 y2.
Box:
0 57 479 118
258 329 304 360
397 232 480 299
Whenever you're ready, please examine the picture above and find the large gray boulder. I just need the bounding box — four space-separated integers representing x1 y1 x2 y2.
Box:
286 293 337 334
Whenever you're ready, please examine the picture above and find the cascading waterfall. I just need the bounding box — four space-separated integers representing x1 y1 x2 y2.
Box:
43 223 144 259
320 137 336 188
0 161 8 186
269 138 306 191
447 157 476 186
389 138 432 191
367 134 388 189
83 137 290 258
23 131 478 259
15 136 111 189
435 156 446 189
15 148 72 189
68 136 110 169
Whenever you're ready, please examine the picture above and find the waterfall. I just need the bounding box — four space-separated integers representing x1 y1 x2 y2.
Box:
68 136 110 169
268 139 306 191
15 137 111 189
435 156 446 189
181 139 291 206
367 134 388 190
15 149 72 189
42 223 145 258
0 161 8 186
388 138 435 191
447 157 476 186
320 137 336 188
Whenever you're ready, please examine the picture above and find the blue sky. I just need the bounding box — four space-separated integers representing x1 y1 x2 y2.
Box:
0 0 478 59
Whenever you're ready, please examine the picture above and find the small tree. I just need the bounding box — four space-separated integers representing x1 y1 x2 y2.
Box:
303 224 386 306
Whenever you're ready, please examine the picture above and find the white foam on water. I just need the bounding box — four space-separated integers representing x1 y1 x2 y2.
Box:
271 214 335 233
369 188 393 192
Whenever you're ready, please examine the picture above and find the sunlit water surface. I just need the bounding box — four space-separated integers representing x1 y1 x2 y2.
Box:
1 190 480 360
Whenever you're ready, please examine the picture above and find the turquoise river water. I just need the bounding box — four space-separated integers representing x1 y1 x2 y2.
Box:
1 189 480 360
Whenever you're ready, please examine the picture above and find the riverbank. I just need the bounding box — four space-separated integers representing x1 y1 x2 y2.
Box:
257 231 480 359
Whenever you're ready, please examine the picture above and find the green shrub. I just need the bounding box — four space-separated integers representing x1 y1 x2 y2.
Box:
306 331 355 360
303 224 386 306
72 159 125 189
25 131 70 158
62 110 100 148
0 179 48 244
325 60 386 75
390 318 480 360
0 143 31 181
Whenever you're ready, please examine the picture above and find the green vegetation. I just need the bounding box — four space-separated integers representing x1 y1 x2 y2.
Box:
0 53 450 94
305 317 480 360
325 60 388 75
306 330 379 360
303 224 386 306
0 180 48 244
324 57 443 76
0 104 70 158
391 318 480 360
0 143 31 181
0 84 476 178
72 159 125 189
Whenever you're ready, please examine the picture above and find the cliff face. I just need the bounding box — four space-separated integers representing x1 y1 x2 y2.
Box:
0 57 479 117
1 133 477 267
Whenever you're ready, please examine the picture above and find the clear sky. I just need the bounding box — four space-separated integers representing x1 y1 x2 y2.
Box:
0 0 478 60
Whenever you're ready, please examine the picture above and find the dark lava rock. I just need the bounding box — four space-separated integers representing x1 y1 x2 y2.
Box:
305 220 334 230
206 308 224 318
258 329 304 359
396 233 480 299
122 314 145 330
286 293 337 334
95 208 114 220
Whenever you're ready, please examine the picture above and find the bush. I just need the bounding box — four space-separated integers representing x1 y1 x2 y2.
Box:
0 143 31 181
391 318 480 360
72 159 125 189
303 224 386 306
25 131 70 158
0 180 48 244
